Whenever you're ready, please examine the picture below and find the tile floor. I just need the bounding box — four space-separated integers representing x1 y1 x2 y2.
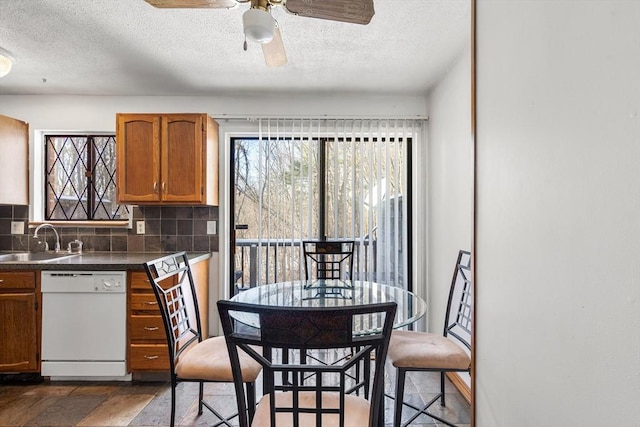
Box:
0 370 470 426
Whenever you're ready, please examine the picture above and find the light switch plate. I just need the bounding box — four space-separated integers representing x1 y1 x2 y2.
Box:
136 221 145 234
206 220 217 235
11 221 24 235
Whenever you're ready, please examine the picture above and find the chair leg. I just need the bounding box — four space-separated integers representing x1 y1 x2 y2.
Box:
246 382 256 425
363 348 371 398
282 348 290 386
354 346 362 396
170 379 177 427
198 381 204 415
391 369 459 427
393 368 406 427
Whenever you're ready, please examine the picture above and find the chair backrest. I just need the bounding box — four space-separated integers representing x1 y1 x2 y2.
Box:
443 250 472 351
303 240 355 280
218 300 397 427
144 252 203 372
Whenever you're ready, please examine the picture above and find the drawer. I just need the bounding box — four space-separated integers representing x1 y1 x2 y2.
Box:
0 272 36 290
130 271 175 291
131 271 176 292
130 315 166 340
130 271 153 290
130 293 161 313
129 344 170 371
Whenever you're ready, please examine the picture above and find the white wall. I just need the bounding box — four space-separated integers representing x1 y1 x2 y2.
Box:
476 1 640 426
425 45 473 384
426 45 473 331
0 93 427 130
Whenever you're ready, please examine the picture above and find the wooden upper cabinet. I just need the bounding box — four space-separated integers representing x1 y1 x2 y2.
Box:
116 113 219 205
0 114 29 205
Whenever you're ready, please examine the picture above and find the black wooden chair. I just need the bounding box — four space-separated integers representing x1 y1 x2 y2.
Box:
303 240 355 280
387 250 472 427
144 252 261 427
218 300 397 427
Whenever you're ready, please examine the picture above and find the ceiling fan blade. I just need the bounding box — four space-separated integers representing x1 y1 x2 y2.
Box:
262 24 287 68
285 0 374 25
144 0 237 8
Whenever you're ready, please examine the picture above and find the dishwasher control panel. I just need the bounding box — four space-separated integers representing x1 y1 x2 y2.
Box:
41 271 127 293
94 275 124 292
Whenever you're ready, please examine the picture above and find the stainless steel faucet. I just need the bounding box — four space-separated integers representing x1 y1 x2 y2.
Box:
33 223 61 252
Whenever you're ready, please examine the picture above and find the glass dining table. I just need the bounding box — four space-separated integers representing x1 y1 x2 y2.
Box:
230 279 427 335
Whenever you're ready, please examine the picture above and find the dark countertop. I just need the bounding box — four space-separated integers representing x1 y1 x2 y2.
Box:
0 252 212 271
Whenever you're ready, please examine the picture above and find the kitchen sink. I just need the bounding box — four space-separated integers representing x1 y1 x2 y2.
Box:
0 252 80 263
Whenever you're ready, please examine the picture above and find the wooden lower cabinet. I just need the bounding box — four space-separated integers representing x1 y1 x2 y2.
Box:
0 271 40 373
127 258 209 373
127 270 172 372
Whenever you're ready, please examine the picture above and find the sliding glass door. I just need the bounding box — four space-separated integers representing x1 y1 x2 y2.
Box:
230 119 419 293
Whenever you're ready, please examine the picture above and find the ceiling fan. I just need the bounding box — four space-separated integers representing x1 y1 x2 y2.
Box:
144 0 375 67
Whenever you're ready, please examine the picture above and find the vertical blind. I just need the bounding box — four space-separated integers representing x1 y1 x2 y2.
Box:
233 118 425 290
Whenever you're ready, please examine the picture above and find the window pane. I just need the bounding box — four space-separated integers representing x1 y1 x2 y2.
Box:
45 135 128 221
92 136 127 220
326 136 407 285
46 136 90 220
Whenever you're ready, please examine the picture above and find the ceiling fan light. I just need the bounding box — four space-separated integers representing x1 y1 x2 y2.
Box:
0 48 15 78
243 8 275 44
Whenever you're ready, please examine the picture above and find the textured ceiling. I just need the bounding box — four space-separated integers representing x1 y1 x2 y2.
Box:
0 0 470 96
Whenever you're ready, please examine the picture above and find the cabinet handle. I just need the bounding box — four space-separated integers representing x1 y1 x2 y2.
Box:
144 355 159 360
145 301 158 305
144 326 159 331
162 182 166 193
153 181 158 192
0 280 3 283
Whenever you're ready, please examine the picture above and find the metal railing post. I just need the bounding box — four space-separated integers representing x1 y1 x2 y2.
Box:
249 245 258 287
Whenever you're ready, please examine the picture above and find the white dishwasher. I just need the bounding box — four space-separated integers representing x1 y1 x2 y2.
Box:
41 271 128 380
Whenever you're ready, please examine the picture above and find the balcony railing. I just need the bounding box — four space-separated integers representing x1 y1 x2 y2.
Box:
233 238 378 293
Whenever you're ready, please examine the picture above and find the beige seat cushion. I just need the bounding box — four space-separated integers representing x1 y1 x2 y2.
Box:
251 391 370 427
387 330 471 370
175 336 261 382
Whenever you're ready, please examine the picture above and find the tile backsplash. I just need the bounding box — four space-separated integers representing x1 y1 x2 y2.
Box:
0 204 219 253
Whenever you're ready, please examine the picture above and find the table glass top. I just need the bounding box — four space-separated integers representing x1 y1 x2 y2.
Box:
230 279 426 335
